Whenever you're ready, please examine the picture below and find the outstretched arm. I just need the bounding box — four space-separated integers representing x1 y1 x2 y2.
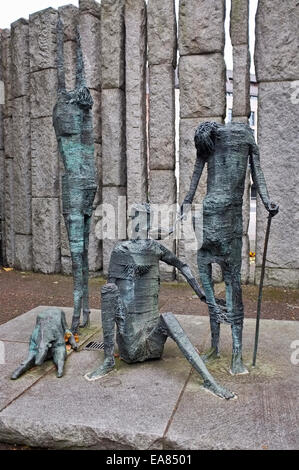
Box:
249 139 279 216
159 245 206 301
180 155 205 215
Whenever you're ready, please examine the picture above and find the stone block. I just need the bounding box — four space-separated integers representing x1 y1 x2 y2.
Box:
31 117 60 198
32 197 61 274
30 68 58 118
101 0 125 89
12 97 31 235
149 170 176 205
179 54 226 119
14 234 32 271
255 81 299 284
88 212 103 273
147 0 177 67
230 0 249 46
63 40 77 91
90 89 101 145
3 117 12 159
102 89 126 187
60 213 70 258
101 186 127 274
0 151 4 220
61 256 72 275
4 158 15 266
241 233 249 284
29 8 58 72
179 0 225 56
255 0 299 82
149 64 175 170
79 0 101 19
58 5 79 42
79 11 101 91
232 45 250 118
125 0 147 210
10 19 30 99
1 30 13 118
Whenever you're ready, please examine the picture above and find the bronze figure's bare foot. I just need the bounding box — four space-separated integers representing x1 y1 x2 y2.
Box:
230 352 249 375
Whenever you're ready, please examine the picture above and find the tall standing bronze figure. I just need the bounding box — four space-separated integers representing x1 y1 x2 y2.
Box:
181 122 279 375
53 17 97 333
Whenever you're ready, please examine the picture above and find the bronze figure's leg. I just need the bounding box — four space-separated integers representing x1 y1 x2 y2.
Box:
222 244 248 375
11 351 36 380
159 313 235 400
81 215 92 328
85 283 120 381
197 250 221 361
66 212 85 333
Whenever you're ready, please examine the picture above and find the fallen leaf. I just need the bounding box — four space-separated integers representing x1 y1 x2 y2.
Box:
3 267 13 272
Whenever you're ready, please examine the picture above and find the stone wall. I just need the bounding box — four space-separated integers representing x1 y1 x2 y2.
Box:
178 0 226 281
230 0 251 284
0 0 297 288
254 0 299 288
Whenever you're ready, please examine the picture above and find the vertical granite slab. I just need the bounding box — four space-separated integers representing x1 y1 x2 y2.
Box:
101 0 125 90
125 0 147 211
32 197 61 274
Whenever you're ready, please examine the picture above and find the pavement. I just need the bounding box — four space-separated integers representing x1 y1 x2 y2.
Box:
0 306 298 450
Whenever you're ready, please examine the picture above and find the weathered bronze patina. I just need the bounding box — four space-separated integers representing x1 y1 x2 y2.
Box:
11 308 77 379
53 17 97 333
181 121 279 375
85 204 235 400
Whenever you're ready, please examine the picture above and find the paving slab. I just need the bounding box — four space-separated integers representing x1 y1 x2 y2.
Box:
165 318 299 450
0 308 298 450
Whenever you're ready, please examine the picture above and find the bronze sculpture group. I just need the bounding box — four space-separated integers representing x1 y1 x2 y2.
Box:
12 17 278 401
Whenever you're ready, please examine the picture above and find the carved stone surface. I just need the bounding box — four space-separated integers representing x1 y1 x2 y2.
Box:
102 186 127 275
29 8 58 72
10 19 30 99
230 0 249 46
149 64 175 170
101 0 125 89
179 54 226 119
31 117 60 198
58 5 79 42
32 197 60 273
30 68 58 118
102 88 126 187
79 11 101 91
79 0 101 19
1 30 13 118
14 234 32 271
63 40 77 91
232 44 250 118
255 80 299 287
149 170 176 205
255 0 299 82
12 97 31 235
179 0 225 56
4 158 15 266
147 0 177 67
125 0 147 210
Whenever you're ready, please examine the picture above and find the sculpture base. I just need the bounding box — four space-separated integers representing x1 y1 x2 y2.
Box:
0 307 298 450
